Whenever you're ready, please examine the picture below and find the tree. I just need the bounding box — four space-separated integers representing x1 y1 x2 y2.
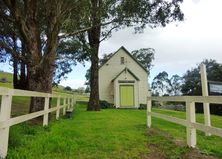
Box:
85 68 91 88
169 74 182 96
181 59 222 115
151 71 171 96
0 0 89 113
99 53 114 66
54 38 89 86
181 59 222 95
64 86 72 91
0 2 28 90
81 0 184 111
76 87 85 94
131 48 155 73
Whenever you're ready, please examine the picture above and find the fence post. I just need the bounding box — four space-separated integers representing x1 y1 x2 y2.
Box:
63 98 66 115
56 97 60 120
147 91 152 128
200 64 211 136
43 95 50 126
186 101 196 148
0 93 12 158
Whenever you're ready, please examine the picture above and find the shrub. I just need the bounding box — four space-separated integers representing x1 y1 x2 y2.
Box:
138 104 147 110
64 86 72 91
99 100 114 109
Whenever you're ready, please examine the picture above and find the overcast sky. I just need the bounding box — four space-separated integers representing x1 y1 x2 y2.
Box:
1 0 221 89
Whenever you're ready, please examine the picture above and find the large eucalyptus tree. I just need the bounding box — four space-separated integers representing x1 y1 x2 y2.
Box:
0 0 88 113
75 0 184 110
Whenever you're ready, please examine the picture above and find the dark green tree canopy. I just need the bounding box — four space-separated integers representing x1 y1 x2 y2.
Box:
181 59 222 95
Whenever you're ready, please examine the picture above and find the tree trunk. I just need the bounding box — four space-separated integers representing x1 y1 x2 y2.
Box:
13 57 19 89
12 35 19 89
87 0 101 111
88 51 100 111
28 59 55 113
20 43 28 89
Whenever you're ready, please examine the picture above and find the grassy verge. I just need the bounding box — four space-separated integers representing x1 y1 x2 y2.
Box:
6 102 222 159
152 108 222 157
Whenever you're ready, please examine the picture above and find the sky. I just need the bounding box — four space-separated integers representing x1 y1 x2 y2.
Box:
1 0 222 89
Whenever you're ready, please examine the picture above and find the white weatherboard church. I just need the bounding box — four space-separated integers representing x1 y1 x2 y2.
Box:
99 46 149 108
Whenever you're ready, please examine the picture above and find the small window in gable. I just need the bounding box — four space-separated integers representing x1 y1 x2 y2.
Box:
121 57 124 64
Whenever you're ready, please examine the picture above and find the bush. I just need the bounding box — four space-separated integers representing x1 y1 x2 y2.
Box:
99 100 114 109
64 86 72 91
138 104 146 110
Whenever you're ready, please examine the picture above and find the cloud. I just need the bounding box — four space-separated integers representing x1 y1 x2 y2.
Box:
60 79 86 89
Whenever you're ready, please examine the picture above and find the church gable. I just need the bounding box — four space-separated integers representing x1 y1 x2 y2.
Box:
99 46 148 74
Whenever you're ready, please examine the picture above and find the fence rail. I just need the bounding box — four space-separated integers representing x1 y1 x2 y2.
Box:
0 87 76 158
147 95 222 148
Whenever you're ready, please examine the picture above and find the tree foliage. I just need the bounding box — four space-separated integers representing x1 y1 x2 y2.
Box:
151 71 171 96
181 59 222 95
151 72 182 96
131 48 155 73
64 86 72 91
181 59 222 115
0 0 89 114
86 0 184 111
169 74 182 96
0 0 184 112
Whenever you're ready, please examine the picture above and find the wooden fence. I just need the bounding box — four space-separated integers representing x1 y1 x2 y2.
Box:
0 87 75 158
147 95 222 148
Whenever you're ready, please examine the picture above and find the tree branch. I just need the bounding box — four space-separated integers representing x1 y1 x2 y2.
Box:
58 20 116 39
0 41 27 63
99 25 119 42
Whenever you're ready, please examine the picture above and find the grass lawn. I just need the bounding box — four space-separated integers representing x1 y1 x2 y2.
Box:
6 102 222 159
0 71 13 88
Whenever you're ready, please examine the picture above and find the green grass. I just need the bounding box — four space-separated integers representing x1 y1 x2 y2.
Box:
0 71 13 88
6 103 222 159
7 103 150 159
152 108 222 157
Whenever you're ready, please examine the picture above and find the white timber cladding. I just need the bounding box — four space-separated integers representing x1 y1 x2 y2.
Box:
99 46 148 108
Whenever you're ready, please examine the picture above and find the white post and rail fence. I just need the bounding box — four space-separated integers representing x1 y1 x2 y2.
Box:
147 95 222 148
0 87 76 158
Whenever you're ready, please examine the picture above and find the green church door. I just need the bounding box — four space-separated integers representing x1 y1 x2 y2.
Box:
120 85 134 107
